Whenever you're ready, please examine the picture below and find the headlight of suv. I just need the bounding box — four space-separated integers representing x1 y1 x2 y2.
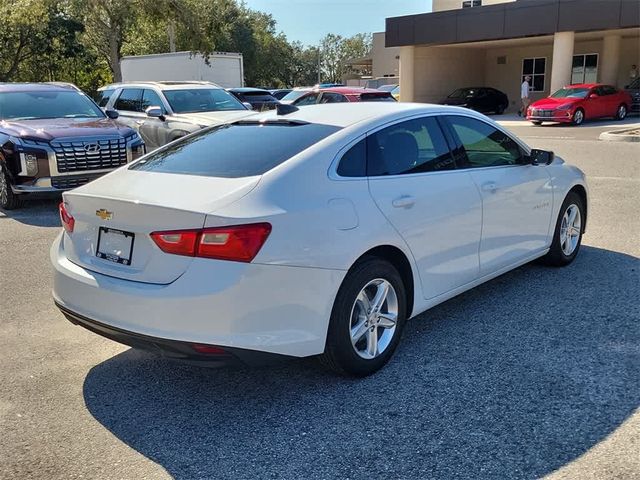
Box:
125 132 146 161
11 137 48 177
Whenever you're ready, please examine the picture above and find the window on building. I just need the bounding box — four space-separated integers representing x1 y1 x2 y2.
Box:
522 57 546 92
571 54 598 84
462 0 482 7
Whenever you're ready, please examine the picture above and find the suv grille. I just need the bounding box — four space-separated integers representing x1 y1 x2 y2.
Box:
52 137 128 173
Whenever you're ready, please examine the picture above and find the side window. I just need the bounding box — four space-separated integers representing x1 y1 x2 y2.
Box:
320 92 348 104
141 89 166 113
114 88 143 112
337 139 366 177
95 89 114 107
602 86 617 96
446 116 523 168
293 93 319 106
367 116 454 176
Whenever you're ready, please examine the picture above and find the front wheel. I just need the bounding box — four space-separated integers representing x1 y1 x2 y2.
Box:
615 104 627 120
541 192 585 266
572 108 585 126
320 257 407 376
531 120 543 126
0 163 23 210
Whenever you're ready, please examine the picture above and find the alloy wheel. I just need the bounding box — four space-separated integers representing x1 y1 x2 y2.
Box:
618 105 627 119
349 278 398 360
560 204 582 256
573 110 584 125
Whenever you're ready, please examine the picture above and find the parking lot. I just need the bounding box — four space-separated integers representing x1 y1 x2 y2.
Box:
1 118 638 479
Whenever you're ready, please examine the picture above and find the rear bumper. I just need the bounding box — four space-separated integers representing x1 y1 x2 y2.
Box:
56 302 288 367
51 232 344 358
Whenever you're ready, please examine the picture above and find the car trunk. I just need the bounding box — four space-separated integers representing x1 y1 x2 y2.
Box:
62 169 260 284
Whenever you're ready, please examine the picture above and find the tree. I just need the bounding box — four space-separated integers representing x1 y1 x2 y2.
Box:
73 0 137 82
319 33 372 83
0 0 50 81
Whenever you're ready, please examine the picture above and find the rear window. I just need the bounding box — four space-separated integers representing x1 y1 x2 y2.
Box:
360 93 396 102
130 121 341 178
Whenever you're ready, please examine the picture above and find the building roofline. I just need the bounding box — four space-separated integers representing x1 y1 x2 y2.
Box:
386 0 640 48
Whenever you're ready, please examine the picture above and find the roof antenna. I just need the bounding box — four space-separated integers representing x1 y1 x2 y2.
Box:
276 103 299 116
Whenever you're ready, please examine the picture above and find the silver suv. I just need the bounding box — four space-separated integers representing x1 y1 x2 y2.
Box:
97 82 256 151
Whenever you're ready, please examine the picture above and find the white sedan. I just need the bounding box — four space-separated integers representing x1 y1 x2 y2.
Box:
51 103 588 376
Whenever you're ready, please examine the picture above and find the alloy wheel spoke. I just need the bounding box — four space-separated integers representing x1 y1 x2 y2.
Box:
568 206 578 225
366 328 378 357
350 320 368 344
378 312 397 329
370 281 389 313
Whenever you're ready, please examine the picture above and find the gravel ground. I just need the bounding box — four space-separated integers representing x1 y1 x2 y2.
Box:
0 121 638 480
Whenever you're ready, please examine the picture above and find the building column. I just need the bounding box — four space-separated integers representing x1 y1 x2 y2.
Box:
399 46 415 102
550 31 575 93
600 34 621 86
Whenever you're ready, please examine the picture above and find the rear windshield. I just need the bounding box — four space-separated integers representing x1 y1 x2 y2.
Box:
0 91 105 120
360 93 396 102
130 121 341 178
163 89 245 113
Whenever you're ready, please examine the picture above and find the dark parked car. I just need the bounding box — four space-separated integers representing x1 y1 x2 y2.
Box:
0 83 145 210
227 88 279 111
269 89 293 100
624 78 640 113
441 87 509 114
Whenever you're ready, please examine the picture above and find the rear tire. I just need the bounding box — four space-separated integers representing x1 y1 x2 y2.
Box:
320 257 407 377
495 105 506 115
540 191 585 267
0 163 23 210
615 104 627 120
531 120 543 126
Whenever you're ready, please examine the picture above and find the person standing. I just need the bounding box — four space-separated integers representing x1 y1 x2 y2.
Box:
519 75 531 117
630 65 638 83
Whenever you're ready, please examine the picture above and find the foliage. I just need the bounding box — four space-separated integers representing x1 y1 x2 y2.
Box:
0 0 372 89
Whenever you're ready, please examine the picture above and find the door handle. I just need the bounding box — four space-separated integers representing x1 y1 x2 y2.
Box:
481 181 498 193
392 195 415 209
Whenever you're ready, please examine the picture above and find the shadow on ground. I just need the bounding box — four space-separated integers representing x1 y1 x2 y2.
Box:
83 246 640 479
0 197 61 227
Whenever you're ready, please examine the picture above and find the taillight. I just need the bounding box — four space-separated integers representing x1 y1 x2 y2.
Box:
150 223 271 263
149 230 198 256
59 202 75 233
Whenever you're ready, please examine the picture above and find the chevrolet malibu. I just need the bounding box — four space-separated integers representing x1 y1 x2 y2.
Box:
52 103 588 376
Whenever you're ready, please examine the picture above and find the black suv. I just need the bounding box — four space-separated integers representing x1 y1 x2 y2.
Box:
0 83 145 209
624 78 640 114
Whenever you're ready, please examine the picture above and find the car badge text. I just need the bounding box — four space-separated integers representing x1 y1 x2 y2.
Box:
96 209 113 221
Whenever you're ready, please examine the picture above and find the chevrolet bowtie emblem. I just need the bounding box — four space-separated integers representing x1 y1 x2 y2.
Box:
96 209 113 221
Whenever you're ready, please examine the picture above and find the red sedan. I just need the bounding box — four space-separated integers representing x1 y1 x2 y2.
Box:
527 83 632 126
291 87 396 106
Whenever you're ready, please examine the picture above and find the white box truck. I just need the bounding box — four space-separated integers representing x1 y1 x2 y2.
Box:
120 51 244 88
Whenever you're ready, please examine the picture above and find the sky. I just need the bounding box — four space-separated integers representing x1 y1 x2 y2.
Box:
243 0 433 46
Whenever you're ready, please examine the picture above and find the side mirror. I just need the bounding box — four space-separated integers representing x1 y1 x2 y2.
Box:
589 93 598 99
242 102 254 110
145 106 165 120
105 109 119 119
528 148 554 166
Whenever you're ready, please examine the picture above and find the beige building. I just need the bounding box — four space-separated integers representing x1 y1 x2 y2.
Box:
344 32 400 86
386 0 640 111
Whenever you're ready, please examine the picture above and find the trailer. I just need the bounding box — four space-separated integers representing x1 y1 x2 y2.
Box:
120 51 244 88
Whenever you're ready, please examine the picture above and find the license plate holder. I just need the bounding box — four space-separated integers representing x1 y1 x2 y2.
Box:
96 227 135 266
